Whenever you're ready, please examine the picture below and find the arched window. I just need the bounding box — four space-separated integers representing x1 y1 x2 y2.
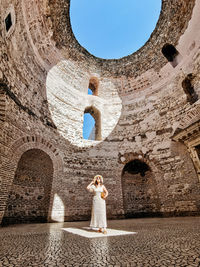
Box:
162 44 181 67
182 74 198 104
83 106 101 140
88 77 99 96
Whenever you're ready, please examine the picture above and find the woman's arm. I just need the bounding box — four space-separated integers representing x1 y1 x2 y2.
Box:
103 185 108 198
87 181 94 191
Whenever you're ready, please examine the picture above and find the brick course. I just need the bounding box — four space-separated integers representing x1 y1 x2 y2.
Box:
0 0 200 225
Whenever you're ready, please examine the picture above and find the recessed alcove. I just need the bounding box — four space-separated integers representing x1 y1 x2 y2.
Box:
2 149 53 225
121 159 160 217
182 74 198 104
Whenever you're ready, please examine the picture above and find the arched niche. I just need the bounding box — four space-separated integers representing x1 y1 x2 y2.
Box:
182 74 198 104
121 159 160 217
2 149 54 225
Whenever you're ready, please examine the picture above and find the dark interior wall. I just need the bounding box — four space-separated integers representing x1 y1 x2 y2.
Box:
122 160 160 217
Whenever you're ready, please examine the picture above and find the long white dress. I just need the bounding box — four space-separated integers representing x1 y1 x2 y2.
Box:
89 185 107 229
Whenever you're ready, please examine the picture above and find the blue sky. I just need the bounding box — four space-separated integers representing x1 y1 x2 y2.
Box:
70 0 161 139
83 89 95 140
70 0 161 59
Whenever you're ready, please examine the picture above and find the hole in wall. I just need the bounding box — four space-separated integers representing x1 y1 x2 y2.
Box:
5 13 12 32
88 77 99 96
83 113 95 140
123 159 150 177
162 44 181 68
84 106 101 141
88 88 93 95
70 0 161 59
46 60 122 147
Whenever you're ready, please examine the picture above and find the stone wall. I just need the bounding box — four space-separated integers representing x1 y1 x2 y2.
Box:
0 0 200 225
2 149 54 224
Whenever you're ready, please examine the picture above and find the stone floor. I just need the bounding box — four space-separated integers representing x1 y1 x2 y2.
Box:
0 217 200 267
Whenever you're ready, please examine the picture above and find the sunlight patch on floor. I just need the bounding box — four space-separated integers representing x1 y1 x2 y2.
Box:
62 227 137 238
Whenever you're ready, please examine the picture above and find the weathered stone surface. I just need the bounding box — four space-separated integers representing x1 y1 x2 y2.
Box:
0 0 200 225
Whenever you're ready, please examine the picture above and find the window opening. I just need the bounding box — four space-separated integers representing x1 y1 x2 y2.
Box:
162 44 181 67
70 0 161 59
88 88 93 95
88 78 99 96
83 106 101 140
5 13 12 32
83 113 95 140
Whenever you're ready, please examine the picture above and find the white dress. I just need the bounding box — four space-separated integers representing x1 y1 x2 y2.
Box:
89 185 107 228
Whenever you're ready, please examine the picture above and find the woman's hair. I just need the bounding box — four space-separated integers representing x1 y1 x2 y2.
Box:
93 175 103 185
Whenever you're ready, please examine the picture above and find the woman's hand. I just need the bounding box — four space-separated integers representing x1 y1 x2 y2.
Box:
102 186 108 199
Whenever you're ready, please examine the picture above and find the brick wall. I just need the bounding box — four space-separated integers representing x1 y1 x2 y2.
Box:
0 0 200 225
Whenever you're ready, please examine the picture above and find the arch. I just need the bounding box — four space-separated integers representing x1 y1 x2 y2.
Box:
0 135 64 225
84 106 101 140
121 158 160 218
162 43 181 67
182 74 198 104
88 77 99 96
2 149 54 225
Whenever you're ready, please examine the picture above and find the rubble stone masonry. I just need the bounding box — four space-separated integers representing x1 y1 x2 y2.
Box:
0 0 200 225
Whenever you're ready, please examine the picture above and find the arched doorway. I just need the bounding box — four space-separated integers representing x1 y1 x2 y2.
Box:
122 159 160 217
2 149 54 225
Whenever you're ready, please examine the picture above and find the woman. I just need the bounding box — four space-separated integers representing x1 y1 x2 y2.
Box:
87 175 108 234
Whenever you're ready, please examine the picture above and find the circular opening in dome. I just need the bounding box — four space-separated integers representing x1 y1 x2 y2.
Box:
70 0 162 59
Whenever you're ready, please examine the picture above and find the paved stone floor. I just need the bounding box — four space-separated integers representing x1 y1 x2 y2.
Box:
0 217 200 267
